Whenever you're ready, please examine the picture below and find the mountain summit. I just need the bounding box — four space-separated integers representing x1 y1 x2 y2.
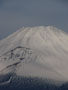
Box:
0 26 68 85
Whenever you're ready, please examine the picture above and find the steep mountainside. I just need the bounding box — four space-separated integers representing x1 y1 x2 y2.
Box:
0 26 68 85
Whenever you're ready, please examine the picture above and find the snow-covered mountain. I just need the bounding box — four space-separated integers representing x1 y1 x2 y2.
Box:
0 26 68 86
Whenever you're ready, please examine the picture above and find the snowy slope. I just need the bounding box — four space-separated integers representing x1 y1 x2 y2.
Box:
0 26 68 85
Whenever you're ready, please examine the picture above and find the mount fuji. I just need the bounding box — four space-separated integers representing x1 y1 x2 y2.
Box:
0 26 68 90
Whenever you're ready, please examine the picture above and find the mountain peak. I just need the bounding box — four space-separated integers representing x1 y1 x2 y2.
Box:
0 26 68 84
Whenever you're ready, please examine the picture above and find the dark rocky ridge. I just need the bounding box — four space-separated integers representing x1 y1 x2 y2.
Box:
0 76 68 90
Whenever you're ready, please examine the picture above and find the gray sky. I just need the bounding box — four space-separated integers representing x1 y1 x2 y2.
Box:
0 0 68 39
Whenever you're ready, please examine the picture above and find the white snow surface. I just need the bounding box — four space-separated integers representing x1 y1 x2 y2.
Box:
0 26 68 84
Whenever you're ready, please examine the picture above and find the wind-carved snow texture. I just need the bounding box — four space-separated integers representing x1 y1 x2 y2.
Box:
0 26 68 85
0 46 36 85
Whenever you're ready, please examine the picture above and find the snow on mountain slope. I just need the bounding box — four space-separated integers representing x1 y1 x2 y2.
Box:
0 26 68 84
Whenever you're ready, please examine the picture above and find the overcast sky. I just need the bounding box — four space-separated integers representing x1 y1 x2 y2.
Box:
0 0 68 39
